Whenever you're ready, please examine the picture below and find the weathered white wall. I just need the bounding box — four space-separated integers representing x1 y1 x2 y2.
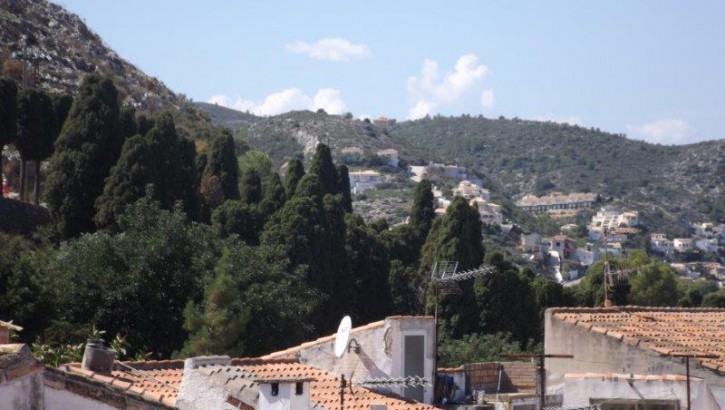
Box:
561 375 719 410
295 317 435 404
259 382 309 410
44 387 119 410
176 357 237 410
0 372 44 410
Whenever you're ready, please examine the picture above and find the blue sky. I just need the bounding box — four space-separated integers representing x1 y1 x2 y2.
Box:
57 1 725 145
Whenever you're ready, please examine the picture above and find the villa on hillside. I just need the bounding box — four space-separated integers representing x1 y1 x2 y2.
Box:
516 192 596 215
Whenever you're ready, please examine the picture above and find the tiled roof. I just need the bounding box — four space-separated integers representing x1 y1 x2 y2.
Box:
63 357 438 410
550 306 725 372
564 372 698 382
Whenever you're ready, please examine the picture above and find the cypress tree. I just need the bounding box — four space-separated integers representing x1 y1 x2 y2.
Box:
0 78 18 185
95 112 198 228
94 135 157 229
15 88 55 203
239 169 262 205
45 75 122 238
50 94 73 137
336 164 353 212
419 196 484 338
204 130 240 203
409 179 436 237
284 158 305 197
309 144 338 196
260 173 286 217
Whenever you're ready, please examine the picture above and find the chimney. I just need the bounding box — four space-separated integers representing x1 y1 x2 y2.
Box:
0 320 23 344
81 339 116 373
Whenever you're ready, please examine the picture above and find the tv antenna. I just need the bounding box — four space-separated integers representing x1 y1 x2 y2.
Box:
601 229 632 307
430 261 495 393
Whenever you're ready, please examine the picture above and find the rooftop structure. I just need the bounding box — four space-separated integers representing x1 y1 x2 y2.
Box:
516 192 596 215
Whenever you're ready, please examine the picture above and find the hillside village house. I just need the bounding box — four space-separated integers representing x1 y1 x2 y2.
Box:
588 207 639 241
650 233 674 255
454 180 490 201
515 192 596 215
1 316 437 410
545 307 725 409
340 146 364 162
348 169 382 194
376 148 400 167
469 197 503 226
673 237 694 253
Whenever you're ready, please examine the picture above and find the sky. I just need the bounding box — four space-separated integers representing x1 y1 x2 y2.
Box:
56 1 725 145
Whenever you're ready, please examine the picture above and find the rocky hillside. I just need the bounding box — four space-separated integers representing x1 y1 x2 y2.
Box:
1 0 183 111
196 104 724 224
240 110 401 166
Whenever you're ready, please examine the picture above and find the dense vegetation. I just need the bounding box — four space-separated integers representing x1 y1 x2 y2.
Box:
1 75 722 368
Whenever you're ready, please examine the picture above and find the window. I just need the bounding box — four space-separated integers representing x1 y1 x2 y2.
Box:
271 383 279 396
295 382 304 395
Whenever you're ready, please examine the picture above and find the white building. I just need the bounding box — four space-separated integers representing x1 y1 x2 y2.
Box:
348 170 382 194
673 238 694 253
376 148 399 167
454 180 490 200
469 197 503 226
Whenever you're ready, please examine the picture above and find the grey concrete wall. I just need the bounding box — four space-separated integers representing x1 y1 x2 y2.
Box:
544 309 725 404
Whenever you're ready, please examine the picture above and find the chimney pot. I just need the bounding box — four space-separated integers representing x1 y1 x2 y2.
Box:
81 339 116 373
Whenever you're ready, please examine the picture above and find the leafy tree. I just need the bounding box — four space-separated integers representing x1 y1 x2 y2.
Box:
239 169 262 205
284 158 305 197
309 144 339 196
532 276 573 321
51 195 220 357
45 75 123 238
438 332 523 368
211 200 263 245
0 77 18 185
628 263 682 306
409 179 436 237
15 88 55 203
388 260 422 314
473 253 540 345
336 164 353 212
0 233 55 341
204 130 240 204
345 214 392 322
181 244 316 357
702 290 725 308
678 280 719 307
238 150 272 179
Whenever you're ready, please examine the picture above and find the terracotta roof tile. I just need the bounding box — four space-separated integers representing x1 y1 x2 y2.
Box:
550 306 725 371
63 357 437 410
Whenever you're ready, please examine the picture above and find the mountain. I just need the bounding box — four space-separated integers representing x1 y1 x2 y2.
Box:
196 105 724 225
0 0 219 137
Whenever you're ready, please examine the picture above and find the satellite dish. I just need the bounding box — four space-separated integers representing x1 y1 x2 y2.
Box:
334 316 352 358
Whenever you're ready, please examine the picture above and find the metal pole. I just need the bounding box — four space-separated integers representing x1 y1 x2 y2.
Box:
433 283 439 404
539 356 545 409
340 374 345 410
685 356 690 410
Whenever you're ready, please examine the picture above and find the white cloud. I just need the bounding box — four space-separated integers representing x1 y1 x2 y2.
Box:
627 118 692 144
286 38 371 63
208 94 255 112
208 88 349 117
408 100 436 120
480 89 495 110
532 114 583 126
312 88 348 114
407 54 491 117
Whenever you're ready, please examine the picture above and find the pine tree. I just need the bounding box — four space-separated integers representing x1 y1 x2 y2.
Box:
309 144 338 196
15 88 55 203
0 78 18 187
336 164 353 212
45 75 123 238
212 200 263 245
284 158 305 197
260 173 286 216
204 130 240 204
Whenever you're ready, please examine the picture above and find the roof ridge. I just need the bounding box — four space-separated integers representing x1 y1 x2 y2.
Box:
548 306 725 314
